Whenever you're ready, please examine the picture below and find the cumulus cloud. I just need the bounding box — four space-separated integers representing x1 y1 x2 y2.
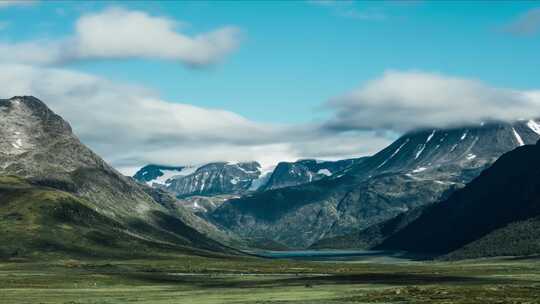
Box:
0 64 390 174
503 8 540 36
0 7 241 67
325 70 540 132
3 63 537 174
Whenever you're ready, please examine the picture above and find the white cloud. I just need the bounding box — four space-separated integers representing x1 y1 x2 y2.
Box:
0 64 390 174
0 7 241 67
503 7 540 36
3 64 537 174
326 70 540 132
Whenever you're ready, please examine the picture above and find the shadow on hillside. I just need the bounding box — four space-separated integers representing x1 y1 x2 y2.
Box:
123 272 514 289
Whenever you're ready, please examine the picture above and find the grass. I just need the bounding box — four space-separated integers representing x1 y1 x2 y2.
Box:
1 255 540 303
2 175 540 303
0 177 234 259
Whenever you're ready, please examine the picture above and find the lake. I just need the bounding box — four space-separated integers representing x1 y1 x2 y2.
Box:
249 249 421 263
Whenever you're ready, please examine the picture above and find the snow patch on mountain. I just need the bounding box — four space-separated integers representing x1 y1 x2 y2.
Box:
426 130 436 142
412 167 428 173
512 128 525 146
317 169 332 176
377 139 409 168
249 165 275 190
175 165 202 177
0 98 36 156
230 162 260 174
415 144 426 159
150 169 184 186
527 120 540 135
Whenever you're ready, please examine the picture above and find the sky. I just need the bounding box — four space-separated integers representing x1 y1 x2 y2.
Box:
0 0 539 174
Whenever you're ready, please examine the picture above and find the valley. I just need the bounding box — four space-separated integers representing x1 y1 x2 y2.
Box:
2 2 539 303
2 255 540 303
2 68 540 304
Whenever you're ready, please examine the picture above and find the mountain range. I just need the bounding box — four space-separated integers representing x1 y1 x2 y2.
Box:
3 96 540 260
133 158 362 198
210 121 540 248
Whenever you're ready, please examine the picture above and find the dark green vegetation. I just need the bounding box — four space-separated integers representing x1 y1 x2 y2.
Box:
0 176 232 259
378 141 540 259
2 256 540 303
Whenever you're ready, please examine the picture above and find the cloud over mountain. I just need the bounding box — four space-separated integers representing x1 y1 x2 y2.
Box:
2 64 539 174
325 70 540 132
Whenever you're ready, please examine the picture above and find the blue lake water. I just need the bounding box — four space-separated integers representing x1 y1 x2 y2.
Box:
250 249 418 262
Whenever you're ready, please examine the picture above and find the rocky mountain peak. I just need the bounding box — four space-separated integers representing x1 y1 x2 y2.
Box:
0 96 104 178
1 96 72 134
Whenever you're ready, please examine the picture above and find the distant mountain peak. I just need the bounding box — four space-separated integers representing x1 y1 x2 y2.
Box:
133 161 264 197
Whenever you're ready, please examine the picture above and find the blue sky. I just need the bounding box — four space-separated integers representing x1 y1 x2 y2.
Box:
2 1 538 123
0 1 539 172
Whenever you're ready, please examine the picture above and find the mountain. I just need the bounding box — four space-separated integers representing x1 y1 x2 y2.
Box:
376 140 540 259
133 164 186 185
167 162 262 197
134 162 263 197
0 96 232 258
211 121 540 248
259 158 363 191
134 158 361 199
310 204 428 250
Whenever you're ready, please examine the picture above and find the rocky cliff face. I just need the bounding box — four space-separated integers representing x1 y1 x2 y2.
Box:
211 121 540 248
0 96 148 218
166 162 262 197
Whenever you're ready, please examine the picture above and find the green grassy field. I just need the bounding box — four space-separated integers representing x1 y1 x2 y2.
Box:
2 254 540 303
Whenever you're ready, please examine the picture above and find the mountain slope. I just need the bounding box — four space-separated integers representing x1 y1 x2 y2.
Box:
377 140 540 259
0 96 232 257
0 176 233 259
167 162 261 197
211 121 540 248
260 158 362 191
310 205 429 250
134 162 265 197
